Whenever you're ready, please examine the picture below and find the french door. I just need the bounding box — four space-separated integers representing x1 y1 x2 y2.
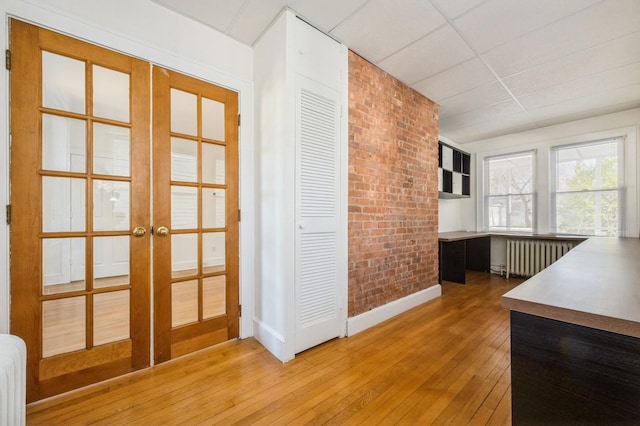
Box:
9 20 239 402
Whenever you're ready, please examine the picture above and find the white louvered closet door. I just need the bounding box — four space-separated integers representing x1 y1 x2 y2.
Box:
294 75 342 353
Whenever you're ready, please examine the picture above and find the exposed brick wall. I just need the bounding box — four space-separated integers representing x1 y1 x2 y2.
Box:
348 51 439 317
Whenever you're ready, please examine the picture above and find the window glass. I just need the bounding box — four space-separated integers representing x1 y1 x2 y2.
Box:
484 151 535 232
552 138 622 236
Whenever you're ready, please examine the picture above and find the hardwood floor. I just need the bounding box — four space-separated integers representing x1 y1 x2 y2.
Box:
27 271 524 425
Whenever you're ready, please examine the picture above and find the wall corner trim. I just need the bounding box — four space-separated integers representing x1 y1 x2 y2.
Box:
346 285 442 337
253 319 293 363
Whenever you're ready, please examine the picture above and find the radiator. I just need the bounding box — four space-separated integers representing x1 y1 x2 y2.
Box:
0 334 26 426
506 239 577 278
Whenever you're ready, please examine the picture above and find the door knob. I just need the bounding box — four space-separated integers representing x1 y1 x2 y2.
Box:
156 226 169 236
132 226 146 237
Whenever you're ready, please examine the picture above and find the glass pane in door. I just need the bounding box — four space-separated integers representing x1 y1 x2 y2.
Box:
93 123 130 177
170 89 197 136
202 188 225 228
172 280 198 327
42 51 85 114
42 114 86 173
42 238 86 295
93 236 130 288
202 143 225 184
203 275 225 319
42 177 86 232
171 233 198 279
42 296 86 357
202 97 225 141
94 290 130 345
93 180 130 231
202 232 225 273
93 65 130 122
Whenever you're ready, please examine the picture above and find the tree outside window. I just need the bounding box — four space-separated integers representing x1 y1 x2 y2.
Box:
484 151 535 232
552 139 622 236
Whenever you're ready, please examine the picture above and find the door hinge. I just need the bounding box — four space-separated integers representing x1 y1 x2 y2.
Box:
238 209 241 222
5 50 10 71
238 304 242 317
6 205 11 225
237 114 241 127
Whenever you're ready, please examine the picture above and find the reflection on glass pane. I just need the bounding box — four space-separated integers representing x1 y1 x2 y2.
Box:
94 123 130 177
556 141 618 192
171 137 197 182
171 89 197 136
42 51 85 114
93 180 130 231
42 296 85 357
42 177 86 232
93 65 130 122
171 233 198 279
556 191 618 236
203 275 225 319
202 188 225 228
203 232 225 274
42 114 86 173
171 186 197 229
94 236 129 288
488 153 534 195
202 143 225 184
172 280 198 327
42 238 86 295
487 195 533 232
94 290 130 345
202 97 225 141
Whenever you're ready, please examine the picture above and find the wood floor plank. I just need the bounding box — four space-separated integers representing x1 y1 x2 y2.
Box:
27 271 523 425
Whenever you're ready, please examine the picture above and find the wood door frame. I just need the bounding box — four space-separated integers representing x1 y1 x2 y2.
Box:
9 19 150 402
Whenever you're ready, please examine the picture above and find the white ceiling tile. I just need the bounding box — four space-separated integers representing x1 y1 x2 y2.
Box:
377 24 475 85
227 1 288 45
453 0 600 53
439 99 524 129
518 62 640 111
438 81 512 117
443 117 538 144
527 84 640 126
288 0 370 32
412 58 496 102
330 0 446 62
152 0 246 34
429 0 488 20
503 31 640 96
482 0 640 77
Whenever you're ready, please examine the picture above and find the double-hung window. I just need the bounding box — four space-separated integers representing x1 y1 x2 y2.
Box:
551 137 624 236
484 151 536 232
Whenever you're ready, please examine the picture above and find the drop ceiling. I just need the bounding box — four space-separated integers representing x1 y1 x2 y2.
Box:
152 0 640 145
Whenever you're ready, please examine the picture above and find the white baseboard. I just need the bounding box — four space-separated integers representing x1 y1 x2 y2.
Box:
347 284 442 336
253 318 293 363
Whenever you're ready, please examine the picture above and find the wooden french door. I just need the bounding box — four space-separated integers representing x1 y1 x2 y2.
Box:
9 20 239 402
152 68 239 363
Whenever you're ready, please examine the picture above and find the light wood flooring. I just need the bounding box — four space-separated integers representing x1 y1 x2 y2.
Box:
27 271 524 425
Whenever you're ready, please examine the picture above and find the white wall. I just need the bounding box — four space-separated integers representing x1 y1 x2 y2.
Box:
0 0 255 338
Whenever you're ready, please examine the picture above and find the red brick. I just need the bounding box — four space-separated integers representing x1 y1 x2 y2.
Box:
348 51 439 318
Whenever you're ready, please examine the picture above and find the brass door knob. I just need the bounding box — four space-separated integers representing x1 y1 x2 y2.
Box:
156 226 169 236
132 226 146 237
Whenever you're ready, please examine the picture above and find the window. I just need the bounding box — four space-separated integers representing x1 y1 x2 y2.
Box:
551 138 623 236
484 151 535 232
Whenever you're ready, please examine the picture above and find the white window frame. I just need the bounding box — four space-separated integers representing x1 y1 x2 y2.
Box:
550 137 625 237
483 150 537 232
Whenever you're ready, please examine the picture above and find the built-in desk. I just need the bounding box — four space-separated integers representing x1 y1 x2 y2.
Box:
502 237 640 423
438 231 490 284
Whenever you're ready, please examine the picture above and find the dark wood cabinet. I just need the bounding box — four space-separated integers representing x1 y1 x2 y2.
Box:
438 141 470 199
